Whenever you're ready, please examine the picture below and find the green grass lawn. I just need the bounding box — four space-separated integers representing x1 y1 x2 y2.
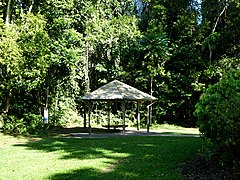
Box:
148 123 200 135
0 133 204 180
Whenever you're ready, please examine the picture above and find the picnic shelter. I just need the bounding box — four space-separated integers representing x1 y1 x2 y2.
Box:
81 80 157 134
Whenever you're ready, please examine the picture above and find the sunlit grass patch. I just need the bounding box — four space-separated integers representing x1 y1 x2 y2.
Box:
148 123 200 134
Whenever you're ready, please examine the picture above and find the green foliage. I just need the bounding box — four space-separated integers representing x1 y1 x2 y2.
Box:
2 113 44 135
1 0 240 131
50 97 83 127
194 69 240 167
0 14 50 116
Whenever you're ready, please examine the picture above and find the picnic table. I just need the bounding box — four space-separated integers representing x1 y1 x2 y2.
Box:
102 125 128 130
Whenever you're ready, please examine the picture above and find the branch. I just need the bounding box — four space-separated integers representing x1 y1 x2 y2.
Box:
28 0 34 14
209 1 228 62
212 2 228 32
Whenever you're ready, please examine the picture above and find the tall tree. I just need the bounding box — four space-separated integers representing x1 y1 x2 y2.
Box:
0 14 50 116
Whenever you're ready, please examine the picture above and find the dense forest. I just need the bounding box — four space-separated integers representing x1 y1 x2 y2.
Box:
0 0 239 132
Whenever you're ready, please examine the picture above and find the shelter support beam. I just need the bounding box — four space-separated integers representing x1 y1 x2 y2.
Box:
87 103 92 135
122 101 126 135
147 105 150 133
107 102 111 130
137 101 141 131
147 101 156 133
84 104 87 129
149 105 152 126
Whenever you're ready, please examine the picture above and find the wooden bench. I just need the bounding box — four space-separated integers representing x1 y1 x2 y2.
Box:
102 125 128 130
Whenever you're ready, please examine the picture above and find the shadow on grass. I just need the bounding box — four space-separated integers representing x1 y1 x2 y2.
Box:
48 126 199 138
48 126 122 135
14 132 204 179
48 167 141 180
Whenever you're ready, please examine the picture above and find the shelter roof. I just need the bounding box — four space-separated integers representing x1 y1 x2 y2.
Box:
81 80 157 101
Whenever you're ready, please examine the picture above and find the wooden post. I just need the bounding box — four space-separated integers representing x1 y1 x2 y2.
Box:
84 103 87 129
147 105 150 133
122 101 126 135
146 101 156 133
88 103 92 135
137 101 140 131
107 102 111 130
149 105 152 126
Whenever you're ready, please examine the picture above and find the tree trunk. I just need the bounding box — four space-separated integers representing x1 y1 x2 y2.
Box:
85 41 90 92
208 42 212 63
3 89 12 114
149 77 153 125
5 0 11 25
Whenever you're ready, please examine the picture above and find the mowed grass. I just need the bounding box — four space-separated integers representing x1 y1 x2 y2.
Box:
0 133 204 180
149 123 200 135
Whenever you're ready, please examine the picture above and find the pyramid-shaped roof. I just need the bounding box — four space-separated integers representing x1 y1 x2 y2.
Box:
81 80 157 101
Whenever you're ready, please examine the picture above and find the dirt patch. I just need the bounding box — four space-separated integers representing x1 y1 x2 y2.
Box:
101 158 126 173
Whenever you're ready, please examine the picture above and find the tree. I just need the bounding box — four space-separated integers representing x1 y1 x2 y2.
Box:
71 0 140 91
1 0 141 133
194 68 240 167
0 14 50 116
0 18 21 114
135 0 202 125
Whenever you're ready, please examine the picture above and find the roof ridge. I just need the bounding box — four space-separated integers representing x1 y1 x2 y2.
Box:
113 80 125 99
81 80 157 101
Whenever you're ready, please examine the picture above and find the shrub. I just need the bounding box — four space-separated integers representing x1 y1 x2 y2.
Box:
2 113 44 135
24 113 45 135
194 69 240 167
50 98 83 127
2 115 27 134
